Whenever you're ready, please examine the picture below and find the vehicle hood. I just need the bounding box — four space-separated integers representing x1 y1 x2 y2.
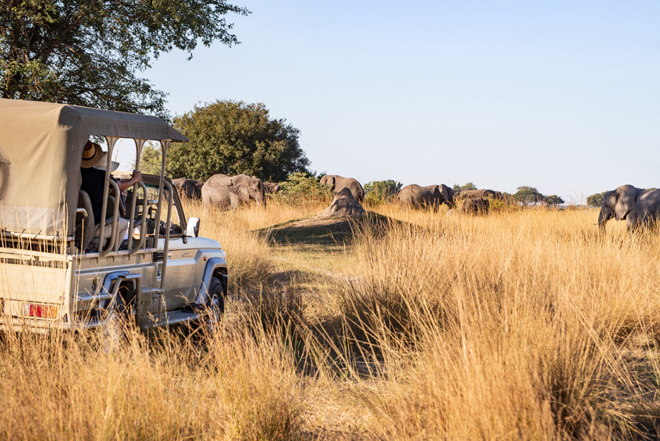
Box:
160 236 223 251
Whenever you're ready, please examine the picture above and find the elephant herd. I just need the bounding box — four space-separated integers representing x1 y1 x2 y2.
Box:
173 173 502 217
172 174 271 209
173 174 660 232
397 184 509 215
172 174 368 211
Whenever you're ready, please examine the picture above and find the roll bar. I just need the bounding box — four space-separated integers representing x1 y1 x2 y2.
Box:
127 181 148 254
89 137 175 260
99 180 121 256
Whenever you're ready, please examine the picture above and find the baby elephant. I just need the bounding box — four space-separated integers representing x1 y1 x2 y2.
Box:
458 197 489 215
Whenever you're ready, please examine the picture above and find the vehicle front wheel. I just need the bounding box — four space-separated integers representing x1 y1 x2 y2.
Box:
205 276 225 331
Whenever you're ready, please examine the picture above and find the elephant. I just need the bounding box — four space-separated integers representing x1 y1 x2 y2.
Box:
320 174 365 202
264 181 280 194
398 184 455 211
455 189 500 200
202 173 266 209
598 185 660 231
458 197 490 215
172 178 202 200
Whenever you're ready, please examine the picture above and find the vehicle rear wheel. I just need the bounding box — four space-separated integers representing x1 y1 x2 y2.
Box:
103 284 135 351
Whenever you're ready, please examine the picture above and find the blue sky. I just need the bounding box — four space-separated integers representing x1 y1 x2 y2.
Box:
116 0 660 203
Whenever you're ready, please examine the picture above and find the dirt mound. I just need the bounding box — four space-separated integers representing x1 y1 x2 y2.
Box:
323 187 365 217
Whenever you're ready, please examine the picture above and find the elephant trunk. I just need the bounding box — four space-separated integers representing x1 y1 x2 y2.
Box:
597 208 610 231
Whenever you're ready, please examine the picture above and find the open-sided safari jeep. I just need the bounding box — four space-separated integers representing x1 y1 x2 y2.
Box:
0 99 227 332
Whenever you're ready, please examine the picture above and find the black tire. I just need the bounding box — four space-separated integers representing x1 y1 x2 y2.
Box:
102 284 135 351
205 276 225 330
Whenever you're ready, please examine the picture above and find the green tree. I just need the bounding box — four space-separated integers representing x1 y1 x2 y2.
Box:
453 182 477 191
168 100 310 182
0 1 248 116
364 180 402 203
514 186 545 205
132 143 163 175
544 195 564 206
586 192 606 207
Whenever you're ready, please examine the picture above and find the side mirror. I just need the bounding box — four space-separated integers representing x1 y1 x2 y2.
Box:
186 217 200 238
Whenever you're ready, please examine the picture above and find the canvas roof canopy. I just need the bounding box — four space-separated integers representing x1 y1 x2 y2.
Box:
0 98 187 237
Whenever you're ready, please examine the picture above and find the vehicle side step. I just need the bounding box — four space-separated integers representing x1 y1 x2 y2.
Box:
143 310 200 328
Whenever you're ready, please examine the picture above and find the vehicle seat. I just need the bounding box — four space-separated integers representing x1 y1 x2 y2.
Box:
76 190 95 251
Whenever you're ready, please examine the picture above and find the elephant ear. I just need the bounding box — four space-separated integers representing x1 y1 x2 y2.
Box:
615 186 637 220
237 185 250 200
439 184 454 204
321 175 335 189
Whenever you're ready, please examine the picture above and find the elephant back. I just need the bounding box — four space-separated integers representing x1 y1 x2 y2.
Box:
203 173 266 207
321 174 364 202
398 184 421 206
459 197 489 214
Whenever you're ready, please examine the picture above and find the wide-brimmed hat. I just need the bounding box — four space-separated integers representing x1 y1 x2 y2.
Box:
93 152 120 172
81 141 103 168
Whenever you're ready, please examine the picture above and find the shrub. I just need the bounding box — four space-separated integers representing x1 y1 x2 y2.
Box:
364 180 402 204
275 172 332 205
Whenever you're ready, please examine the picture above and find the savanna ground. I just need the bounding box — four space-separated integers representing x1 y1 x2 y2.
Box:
2 199 660 440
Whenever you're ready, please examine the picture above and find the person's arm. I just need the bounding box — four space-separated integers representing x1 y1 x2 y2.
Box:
117 171 142 192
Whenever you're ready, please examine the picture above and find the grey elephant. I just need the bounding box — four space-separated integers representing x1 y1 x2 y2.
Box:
172 178 202 200
264 181 280 194
320 174 365 202
598 185 660 231
456 189 499 200
398 184 455 211
458 197 489 215
202 173 266 209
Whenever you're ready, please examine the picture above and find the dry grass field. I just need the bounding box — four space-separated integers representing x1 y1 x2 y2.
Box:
2 200 660 440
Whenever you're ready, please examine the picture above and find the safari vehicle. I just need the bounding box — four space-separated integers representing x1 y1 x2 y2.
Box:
0 99 227 332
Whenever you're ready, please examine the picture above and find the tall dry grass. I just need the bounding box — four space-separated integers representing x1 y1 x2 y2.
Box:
320 206 660 439
0 319 306 440
2 199 660 439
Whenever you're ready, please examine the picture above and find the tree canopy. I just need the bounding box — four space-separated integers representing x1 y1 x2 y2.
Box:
453 182 477 191
544 195 564 206
514 186 545 205
0 1 248 116
134 142 163 175
586 192 606 207
163 100 310 182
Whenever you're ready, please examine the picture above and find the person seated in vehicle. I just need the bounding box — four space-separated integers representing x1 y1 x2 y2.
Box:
80 141 142 250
